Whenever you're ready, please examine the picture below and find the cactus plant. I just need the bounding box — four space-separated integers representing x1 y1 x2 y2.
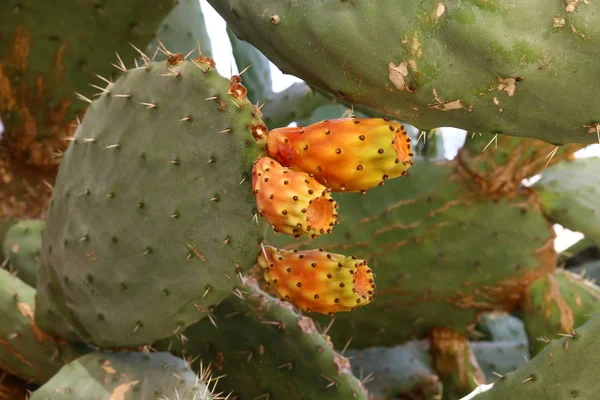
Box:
534 157 600 246
147 0 213 58
0 268 86 384
155 279 369 399
30 351 217 400
2 219 44 287
35 57 268 347
210 0 600 145
346 342 443 400
521 269 600 355
464 315 600 399
3 3 600 399
0 0 175 169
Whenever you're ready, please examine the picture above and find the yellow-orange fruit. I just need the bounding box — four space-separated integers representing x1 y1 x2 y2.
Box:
267 117 413 192
252 156 338 238
256 245 375 315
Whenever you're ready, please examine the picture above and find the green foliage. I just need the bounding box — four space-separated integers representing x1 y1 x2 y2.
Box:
35 59 268 347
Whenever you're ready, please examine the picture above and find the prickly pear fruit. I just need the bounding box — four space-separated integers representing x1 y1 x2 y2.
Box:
252 156 338 238
267 117 413 192
256 245 375 315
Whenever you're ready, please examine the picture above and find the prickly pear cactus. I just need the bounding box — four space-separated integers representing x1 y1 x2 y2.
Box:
30 351 216 400
465 315 600 399
534 157 600 246
0 268 86 384
35 57 269 347
155 279 369 399
346 342 443 400
522 269 600 355
0 0 175 168
147 0 213 58
211 0 600 144
2 219 44 287
270 158 556 347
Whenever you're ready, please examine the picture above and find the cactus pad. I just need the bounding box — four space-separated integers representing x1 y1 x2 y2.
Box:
210 0 600 145
35 58 268 347
2 219 44 287
30 351 215 400
155 279 368 399
0 268 85 384
467 315 600 399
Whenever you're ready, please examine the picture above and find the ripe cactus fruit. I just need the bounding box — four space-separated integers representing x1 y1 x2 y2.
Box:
256 245 375 314
253 156 338 238
35 57 268 347
267 117 413 192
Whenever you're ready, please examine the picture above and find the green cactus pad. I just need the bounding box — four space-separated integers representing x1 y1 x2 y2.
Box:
154 280 369 399
30 351 215 400
210 0 600 145
534 157 600 246
0 0 175 168
2 219 44 287
465 315 600 400
270 159 556 348
522 269 600 355
35 58 268 347
346 342 443 400
0 268 86 384
147 0 213 58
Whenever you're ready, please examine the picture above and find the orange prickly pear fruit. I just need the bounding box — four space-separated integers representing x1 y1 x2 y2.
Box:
252 156 339 238
256 245 375 315
266 117 414 193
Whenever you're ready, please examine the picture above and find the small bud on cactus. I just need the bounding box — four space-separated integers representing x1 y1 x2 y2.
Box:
252 156 339 238
256 245 375 315
267 117 414 192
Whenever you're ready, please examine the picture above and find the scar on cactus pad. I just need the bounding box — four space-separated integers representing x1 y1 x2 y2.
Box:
252 156 339 238
257 245 375 315
267 117 414 193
